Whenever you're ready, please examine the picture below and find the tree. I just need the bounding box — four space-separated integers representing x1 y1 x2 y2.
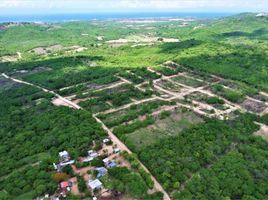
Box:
52 172 69 183
0 191 11 200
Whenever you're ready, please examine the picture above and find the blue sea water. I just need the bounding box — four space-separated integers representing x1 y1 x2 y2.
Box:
0 12 235 23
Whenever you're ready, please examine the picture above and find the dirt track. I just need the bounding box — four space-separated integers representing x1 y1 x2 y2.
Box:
3 65 267 200
1 73 170 200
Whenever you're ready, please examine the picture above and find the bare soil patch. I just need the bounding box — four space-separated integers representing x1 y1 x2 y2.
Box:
30 44 63 55
171 75 205 87
11 66 52 77
30 45 87 55
125 109 203 149
106 35 179 45
52 97 73 108
155 79 182 93
254 123 268 141
240 99 268 113
0 54 19 63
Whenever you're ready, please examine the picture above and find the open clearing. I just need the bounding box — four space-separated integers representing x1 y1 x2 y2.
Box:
254 122 268 141
106 35 179 44
125 108 203 149
29 44 87 55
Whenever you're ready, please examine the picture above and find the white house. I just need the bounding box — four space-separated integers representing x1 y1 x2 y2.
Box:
59 150 70 163
88 179 102 190
103 138 110 144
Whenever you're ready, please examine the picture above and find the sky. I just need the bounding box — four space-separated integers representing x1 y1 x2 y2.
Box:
0 0 267 15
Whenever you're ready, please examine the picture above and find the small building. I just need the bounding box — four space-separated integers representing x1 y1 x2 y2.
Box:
88 179 102 191
103 158 110 165
103 138 110 144
88 150 99 158
96 167 107 178
107 160 117 168
59 160 75 167
103 158 117 168
59 150 70 163
113 148 120 154
82 150 99 163
60 181 72 191
59 181 72 197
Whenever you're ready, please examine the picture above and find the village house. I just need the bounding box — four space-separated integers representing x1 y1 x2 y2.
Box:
96 167 108 178
103 158 117 168
113 148 120 154
59 150 70 163
103 138 110 144
88 150 99 158
53 151 75 171
88 179 103 191
82 150 99 162
60 181 72 191
59 181 72 197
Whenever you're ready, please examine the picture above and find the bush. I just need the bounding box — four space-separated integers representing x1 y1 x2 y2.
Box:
76 162 90 169
91 158 104 167
62 165 74 176
139 168 154 189
223 90 244 103
159 111 171 119
113 116 155 136
77 176 87 192
206 97 225 105
144 192 164 200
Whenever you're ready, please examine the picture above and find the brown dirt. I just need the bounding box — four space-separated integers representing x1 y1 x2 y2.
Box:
0 54 19 63
254 123 268 141
30 44 63 55
69 177 80 195
240 99 267 113
52 98 73 108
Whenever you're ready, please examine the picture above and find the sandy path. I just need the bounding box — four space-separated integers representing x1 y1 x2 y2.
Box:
260 91 268 97
97 96 161 115
147 68 241 119
2 73 81 109
69 177 80 195
17 52 22 59
1 73 170 200
93 114 171 200
254 122 268 141
6 66 266 200
116 75 146 92
247 96 268 106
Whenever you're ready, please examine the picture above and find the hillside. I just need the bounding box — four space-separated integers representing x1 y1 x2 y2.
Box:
0 13 268 200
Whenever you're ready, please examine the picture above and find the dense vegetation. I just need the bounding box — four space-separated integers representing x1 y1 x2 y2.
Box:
98 99 175 127
0 82 106 198
101 151 162 200
1 13 268 199
137 114 268 199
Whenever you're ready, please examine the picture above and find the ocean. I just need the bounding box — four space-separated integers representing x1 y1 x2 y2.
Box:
0 12 235 23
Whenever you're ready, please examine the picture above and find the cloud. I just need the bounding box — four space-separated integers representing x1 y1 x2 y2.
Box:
0 0 267 13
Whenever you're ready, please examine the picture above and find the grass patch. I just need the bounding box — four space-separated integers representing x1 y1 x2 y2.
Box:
125 109 203 149
171 75 205 87
13 191 35 200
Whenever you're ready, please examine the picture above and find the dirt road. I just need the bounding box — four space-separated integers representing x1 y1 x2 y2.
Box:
2 73 81 109
93 113 170 200
2 73 171 200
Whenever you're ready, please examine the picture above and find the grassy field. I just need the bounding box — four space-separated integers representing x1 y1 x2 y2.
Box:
171 75 205 87
125 108 204 149
13 191 35 200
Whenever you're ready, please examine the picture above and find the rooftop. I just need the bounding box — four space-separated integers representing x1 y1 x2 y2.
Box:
59 150 69 157
88 179 102 190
